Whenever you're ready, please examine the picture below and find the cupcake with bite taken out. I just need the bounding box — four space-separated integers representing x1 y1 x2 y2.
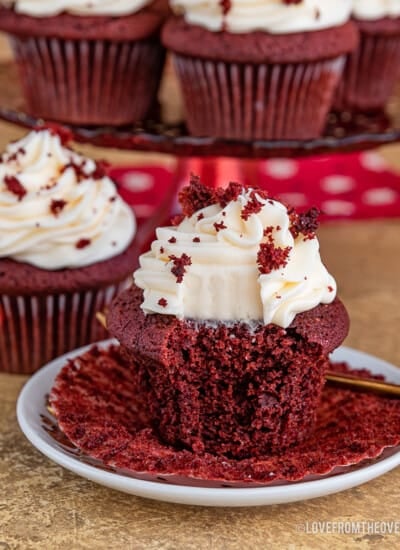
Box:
162 0 358 140
0 0 168 125
0 128 137 374
107 177 349 459
335 0 400 110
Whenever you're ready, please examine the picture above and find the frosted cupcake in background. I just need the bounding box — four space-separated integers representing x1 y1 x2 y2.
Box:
162 0 358 140
0 128 137 374
107 178 349 458
335 0 400 110
0 0 168 125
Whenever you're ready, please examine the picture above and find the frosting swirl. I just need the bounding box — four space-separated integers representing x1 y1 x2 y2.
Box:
170 0 352 34
7 0 151 17
353 0 400 21
134 184 336 328
0 130 136 270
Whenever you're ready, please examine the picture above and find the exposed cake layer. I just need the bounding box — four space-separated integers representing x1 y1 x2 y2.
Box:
108 285 349 458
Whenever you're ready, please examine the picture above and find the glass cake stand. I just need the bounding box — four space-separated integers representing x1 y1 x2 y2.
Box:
1 58 399 252
1 60 400 159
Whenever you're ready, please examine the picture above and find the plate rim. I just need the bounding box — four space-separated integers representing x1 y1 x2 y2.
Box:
16 341 400 507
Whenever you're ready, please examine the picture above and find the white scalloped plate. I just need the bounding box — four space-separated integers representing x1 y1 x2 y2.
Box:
17 341 400 507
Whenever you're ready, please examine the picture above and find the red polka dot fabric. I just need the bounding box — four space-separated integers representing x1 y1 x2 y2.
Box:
110 152 400 226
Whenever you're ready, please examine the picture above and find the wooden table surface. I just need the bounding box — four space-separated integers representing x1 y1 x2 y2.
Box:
1 34 400 550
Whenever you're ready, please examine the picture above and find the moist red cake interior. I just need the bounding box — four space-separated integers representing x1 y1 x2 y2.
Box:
107 285 349 459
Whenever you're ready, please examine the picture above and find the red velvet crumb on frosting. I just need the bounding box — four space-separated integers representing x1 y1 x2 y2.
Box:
220 0 231 16
76 238 91 249
215 181 243 207
214 221 227 232
4 175 27 201
290 207 320 240
91 160 110 180
1 146 26 163
241 189 270 221
257 243 291 274
169 253 192 283
50 198 67 216
178 174 217 217
43 124 74 146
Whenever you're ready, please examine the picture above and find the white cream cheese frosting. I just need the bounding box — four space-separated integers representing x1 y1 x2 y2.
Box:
0 129 136 270
170 0 352 34
7 0 151 17
134 185 336 328
353 0 400 21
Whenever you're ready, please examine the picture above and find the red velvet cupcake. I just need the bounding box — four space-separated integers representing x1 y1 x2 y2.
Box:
162 1 358 140
0 128 137 374
107 178 350 459
0 0 168 125
335 2 400 110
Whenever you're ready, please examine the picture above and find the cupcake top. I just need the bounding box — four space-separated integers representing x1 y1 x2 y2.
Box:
170 0 352 34
0 129 136 270
2 0 152 16
134 178 336 328
353 0 400 21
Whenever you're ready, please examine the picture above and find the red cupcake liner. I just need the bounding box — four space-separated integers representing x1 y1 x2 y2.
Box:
48 345 400 485
334 33 400 110
0 281 128 374
9 36 165 125
173 54 345 140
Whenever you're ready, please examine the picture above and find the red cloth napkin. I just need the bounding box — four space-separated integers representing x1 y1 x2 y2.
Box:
110 151 400 226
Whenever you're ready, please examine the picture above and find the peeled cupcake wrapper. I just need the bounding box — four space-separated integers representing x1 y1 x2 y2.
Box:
10 35 165 125
0 280 129 374
335 32 400 111
173 54 345 140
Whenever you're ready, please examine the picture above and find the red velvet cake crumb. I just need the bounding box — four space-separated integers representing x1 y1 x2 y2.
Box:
43 124 74 146
170 214 185 226
4 175 27 201
178 174 217 217
2 146 25 162
61 162 87 182
213 221 227 232
215 181 243 207
178 179 273 220
263 226 275 238
91 160 110 180
50 198 67 216
257 243 291 274
75 238 91 250
241 189 270 221
290 207 320 240
219 0 232 16
169 253 192 283
158 298 168 308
